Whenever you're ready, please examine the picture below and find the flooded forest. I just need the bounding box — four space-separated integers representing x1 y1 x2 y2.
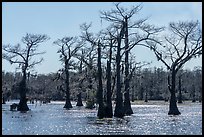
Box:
2 2 202 135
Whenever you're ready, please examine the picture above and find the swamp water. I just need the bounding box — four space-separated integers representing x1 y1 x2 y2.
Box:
2 100 202 135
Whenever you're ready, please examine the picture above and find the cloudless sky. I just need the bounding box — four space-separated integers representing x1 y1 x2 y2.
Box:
2 2 202 74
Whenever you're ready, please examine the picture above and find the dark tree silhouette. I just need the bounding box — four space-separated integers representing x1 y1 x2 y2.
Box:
97 41 105 119
145 20 202 115
100 2 163 117
76 92 83 106
3 33 49 111
105 35 114 118
191 84 196 102
95 28 118 118
76 52 85 107
113 24 125 118
79 23 114 117
53 37 83 109
2 96 6 104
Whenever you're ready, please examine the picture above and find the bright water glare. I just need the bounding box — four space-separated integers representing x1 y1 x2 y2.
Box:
2 100 202 135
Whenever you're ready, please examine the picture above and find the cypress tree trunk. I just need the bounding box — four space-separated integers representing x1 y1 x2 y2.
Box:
144 92 148 102
105 40 113 118
123 16 133 115
105 39 113 118
131 85 135 102
85 65 95 109
105 60 113 118
168 92 180 115
64 60 73 109
192 84 196 102
77 56 84 106
17 70 29 111
2 96 6 104
97 41 105 119
76 92 83 106
139 85 144 100
168 70 181 115
114 33 124 118
131 70 135 102
199 86 202 102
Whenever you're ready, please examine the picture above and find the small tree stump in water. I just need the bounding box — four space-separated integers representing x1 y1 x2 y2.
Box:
164 98 168 102
2 97 6 104
10 103 19 111
199 98 202 102
192 99 196 102
76 93 83 106
144 92 148 102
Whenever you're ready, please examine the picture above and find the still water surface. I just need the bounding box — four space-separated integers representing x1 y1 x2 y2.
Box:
2 100 202 135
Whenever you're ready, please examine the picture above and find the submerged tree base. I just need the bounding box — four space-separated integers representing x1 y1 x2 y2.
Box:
168 109 181 115
76 102 83 106
17 99 29 111
114 105 125 118
124 103 133 115
124 108 133 115
63 101 73 109
104 105 113 118
177 100 183 103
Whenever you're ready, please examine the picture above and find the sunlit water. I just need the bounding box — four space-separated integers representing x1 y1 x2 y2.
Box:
2 100 202 135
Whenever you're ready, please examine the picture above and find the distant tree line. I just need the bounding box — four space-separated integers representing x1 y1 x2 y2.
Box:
2 66 202 103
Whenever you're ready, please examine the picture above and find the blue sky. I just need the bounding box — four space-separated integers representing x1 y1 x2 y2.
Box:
2 2 202 74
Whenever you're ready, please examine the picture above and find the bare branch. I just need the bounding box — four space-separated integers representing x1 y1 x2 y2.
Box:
22 33 50 46
146 20 202 73
28 58 44 68
3 44 26 62
29 51 46 57
3 33 48 72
